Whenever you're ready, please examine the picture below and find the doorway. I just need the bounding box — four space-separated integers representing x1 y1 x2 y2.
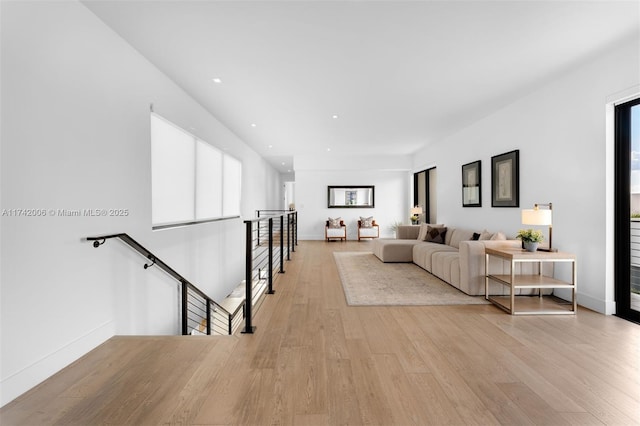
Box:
414 167 437 223
615 96 640 323
284 181 295 211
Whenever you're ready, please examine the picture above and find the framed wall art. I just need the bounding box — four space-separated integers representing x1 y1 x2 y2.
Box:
327 185 375 208
491 150 519 207
462 160 481 207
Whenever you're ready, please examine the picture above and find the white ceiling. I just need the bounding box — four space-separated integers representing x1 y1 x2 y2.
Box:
83 1 639 173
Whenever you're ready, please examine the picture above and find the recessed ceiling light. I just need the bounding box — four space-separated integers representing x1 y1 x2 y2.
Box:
212 78 222 83
327 148 331 152
288 169 291 173
268 145 273 149
281 162 286 166
251 123 257 128
332 114 339 119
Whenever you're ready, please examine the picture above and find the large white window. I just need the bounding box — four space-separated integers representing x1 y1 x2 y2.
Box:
195 139 223 220
222 155 242 217
151 114 241 228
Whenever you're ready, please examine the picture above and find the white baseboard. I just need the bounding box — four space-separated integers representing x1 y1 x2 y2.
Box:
0 320 114 407
576 292 610 315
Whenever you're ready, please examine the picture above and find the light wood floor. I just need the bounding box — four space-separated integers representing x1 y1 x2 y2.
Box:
2 241 640 425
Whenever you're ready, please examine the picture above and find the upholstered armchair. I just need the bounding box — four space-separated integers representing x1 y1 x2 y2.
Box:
325 219 347 242
357 219 380 241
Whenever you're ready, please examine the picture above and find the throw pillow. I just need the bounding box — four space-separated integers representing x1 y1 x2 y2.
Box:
360 216 374 228
472 232 481 241
417 223 430 240
478 229 493 240
425 226 447 244
328 217 342 229
490 231 507 241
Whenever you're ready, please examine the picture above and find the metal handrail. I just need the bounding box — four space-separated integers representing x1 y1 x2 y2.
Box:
242 211 297 334
86 233 243 335
256 210 298 249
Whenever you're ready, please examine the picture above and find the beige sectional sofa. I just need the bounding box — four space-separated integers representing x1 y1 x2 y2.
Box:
372 224 544 296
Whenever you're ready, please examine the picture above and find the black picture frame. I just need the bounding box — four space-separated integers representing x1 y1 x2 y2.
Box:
462 160 481 207
327 185 375 208
491 150 519 207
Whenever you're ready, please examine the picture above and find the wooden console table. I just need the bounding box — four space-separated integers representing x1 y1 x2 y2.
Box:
485 247 577 315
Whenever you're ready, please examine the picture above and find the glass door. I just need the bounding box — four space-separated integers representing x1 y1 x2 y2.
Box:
414 167 436 224
615 97 640 323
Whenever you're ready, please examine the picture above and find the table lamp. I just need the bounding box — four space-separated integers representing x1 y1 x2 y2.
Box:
410 206 423 224
521 203 555 252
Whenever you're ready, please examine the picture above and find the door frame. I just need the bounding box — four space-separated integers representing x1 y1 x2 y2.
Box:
414 167 436 223
614 96 640 324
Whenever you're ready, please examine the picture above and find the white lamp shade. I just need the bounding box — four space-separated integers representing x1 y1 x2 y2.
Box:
522 209 552 226
410 207 423 215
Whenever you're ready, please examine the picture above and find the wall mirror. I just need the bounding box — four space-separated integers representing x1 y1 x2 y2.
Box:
328 185 375 208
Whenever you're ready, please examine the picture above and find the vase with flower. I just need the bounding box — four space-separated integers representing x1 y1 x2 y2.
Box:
516 229 544 252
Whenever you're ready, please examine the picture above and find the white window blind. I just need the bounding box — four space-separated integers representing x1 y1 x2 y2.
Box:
223 155 242 217
196 139 222 220
151 114 241 228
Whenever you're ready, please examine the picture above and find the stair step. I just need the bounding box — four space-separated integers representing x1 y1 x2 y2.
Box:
218 296 244 314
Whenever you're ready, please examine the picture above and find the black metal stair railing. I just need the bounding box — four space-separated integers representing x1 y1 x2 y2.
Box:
86 233 244 336
256 210 298 249
243 210 298 333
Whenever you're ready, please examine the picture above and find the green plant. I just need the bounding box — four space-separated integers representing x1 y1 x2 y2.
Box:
389 220 404 233
410 214 419 222
516 229 544 243
631 212 640 218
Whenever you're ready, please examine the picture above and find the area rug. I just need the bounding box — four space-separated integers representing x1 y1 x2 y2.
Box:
333 252 489 306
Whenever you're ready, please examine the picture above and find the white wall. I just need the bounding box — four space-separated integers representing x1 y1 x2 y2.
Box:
413 36 640 314
284 181 295 210
0 1 282 406
294 155 412 240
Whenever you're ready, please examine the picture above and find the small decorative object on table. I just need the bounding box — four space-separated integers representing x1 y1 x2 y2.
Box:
521 203 554 251
410 205 423 225
516 229 544 252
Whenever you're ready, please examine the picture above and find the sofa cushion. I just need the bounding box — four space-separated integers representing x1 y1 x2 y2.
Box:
425 226 447 244
448 228 475 248
372 239 421 262
412 242 457 272
397 225 420 240
432 251 461 289
449 256 461 289
417 223 429 240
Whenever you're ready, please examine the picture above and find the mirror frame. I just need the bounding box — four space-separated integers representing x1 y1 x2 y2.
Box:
327 185 375 208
